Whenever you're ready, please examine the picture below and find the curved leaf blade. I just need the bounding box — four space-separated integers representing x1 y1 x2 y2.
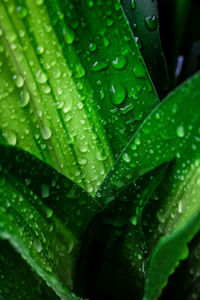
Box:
98 71 200 206
0 239 59 300
0 0 158 194
0 145 97 300
121 0 169 98
143 155 200 299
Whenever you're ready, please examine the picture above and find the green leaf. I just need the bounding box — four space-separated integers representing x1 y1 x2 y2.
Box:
0 144 100 299
121 0 169 98
161 233 200 300
98 71 200 206
0 239 59 300
0 0 158 195
142 151 200 300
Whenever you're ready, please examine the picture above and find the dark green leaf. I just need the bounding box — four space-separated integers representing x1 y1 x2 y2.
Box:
0 145 99 299
121 0 169 97
162 233 200 300
0 239 59 300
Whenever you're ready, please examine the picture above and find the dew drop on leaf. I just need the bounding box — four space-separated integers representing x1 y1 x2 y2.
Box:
144 16 158 31
89 43 96 52
36 70 48 84
130 215 137 225
91 60 108 72
122 152 131 163
41 184 50 198
131 0 136 9
42 84 51 94
45 208 53 218
178 200 183 214
112 56 127 70
4 131 17 146
103 36 110 47
36 0 44 5
33 239 43 253
13 75 24 88
62 26 75 45
16 6 28 18
75 63 86 78
176 125 185 138
110 83 126 105
19 89 30 107
40 126 52 140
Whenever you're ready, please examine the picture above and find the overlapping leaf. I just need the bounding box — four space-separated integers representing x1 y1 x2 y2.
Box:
0 239 59 300
121 0 169 97
0 0 158 195
0 145 102 299
142 150 200 299
98 71 200 206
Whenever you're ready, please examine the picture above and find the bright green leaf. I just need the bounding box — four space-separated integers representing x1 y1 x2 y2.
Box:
98 71 200 206
0 0 158 195
143 153 200 299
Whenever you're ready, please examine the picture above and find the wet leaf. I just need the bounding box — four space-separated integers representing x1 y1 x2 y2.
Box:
0 144 98 299
121 0 169 97
143 151 200 299
98 71 200 207
0 0 158 195
0 239 59 300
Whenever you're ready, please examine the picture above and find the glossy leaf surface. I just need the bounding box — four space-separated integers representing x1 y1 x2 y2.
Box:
122 0 169 97
98 72 200 207
0 0 158 195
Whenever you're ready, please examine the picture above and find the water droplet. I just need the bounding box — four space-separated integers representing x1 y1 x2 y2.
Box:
112 56 127 70
40 126 52 140
155 112 160 119
103 36 110 47
178 200 183 214
36 46 44 54
33 239 43 253
91 60 108 72
13 74 24 88
63 26 75 44
130 215 137 225
16 6 28 18
87 0 94 8
75 63 86 78
120 102 134 114
78 158 88 165
144 16 158 31
131 0 136 9
36 0 44 5
176 125 185 138
42 84 51 94
36 70 48 83
45 208 53 218
156 209 165 223
4 131 17 146
77 102 83 109
41 184 50 198
122 153 131 163
134 63 146 78
19 89 30 107
96 150 107 161
110 83 126 105
89 43 96 52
